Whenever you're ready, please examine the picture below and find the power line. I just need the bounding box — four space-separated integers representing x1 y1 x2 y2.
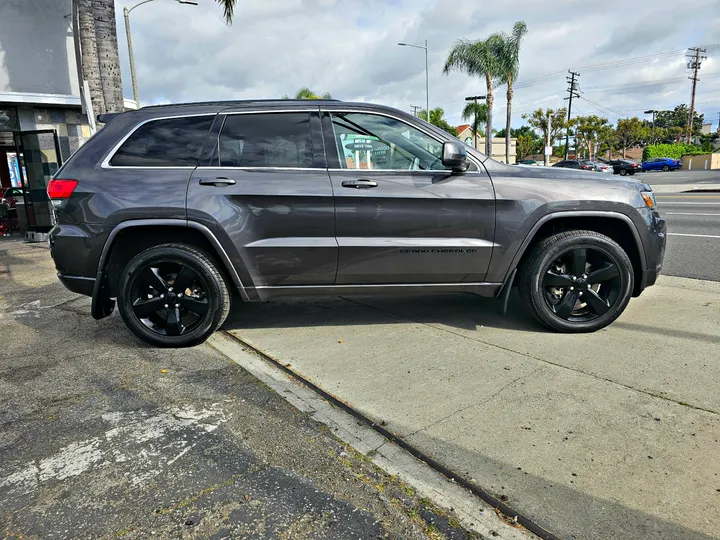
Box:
409 105 421 116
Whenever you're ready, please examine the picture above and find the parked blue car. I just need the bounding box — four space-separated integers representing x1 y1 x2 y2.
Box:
641 157 682 172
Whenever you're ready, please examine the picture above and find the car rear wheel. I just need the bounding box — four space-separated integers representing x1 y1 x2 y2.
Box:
619 168 627 176
518 231 634 332
117 244 231 347
662 165 670 172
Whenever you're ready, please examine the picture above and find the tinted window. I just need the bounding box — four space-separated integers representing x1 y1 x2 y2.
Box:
110 116 213 167
329 112 477 171
217 113 314 168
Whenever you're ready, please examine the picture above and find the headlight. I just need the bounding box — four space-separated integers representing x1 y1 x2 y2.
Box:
641 191 656 210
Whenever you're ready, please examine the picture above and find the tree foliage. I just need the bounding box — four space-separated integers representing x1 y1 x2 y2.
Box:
443 35 504 155
283 88 332 99
419 107 458 136
496 21 528 163
573 115 609 158
615 117 646 158
461 102 488 144
654 104 704 135
522 108 568 143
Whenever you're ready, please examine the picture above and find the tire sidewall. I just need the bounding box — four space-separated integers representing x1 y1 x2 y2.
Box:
619 169 627 176
529 236 633 332
118 246 224 347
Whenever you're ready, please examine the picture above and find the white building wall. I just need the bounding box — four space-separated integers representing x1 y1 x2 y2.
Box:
0 0 79 97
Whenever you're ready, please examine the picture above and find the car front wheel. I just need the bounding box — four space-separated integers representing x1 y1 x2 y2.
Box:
117 244 231 347
518 231 634 332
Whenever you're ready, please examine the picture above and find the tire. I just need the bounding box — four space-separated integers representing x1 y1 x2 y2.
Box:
662 165 669 172
619 168 627 176
518 230 634 333
117 244 231 347
628 170 635 175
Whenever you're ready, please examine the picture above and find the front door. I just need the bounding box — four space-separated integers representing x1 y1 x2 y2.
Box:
321 110 496 284
186 109 337 294
13 130 63 231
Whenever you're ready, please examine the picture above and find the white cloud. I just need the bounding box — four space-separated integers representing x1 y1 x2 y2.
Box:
115 0 720 129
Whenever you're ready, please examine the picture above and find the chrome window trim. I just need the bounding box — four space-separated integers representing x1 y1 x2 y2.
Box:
320 108 484 171
195 166 321 171
100 113 217 169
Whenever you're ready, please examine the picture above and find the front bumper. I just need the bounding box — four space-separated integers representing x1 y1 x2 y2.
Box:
634 207 666 295
57 273 95 296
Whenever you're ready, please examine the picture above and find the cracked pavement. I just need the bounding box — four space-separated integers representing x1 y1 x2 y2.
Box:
0 239 483 540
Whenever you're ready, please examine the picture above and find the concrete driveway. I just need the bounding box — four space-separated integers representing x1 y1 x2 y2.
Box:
223 276 720 540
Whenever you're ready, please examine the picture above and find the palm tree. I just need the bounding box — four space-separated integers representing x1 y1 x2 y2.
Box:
74 0 240 117
497 21 528 163
461 102 488 150
283 88 333 99
444 36 503 157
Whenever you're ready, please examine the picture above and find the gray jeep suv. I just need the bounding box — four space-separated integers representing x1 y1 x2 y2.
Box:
48 100 666 347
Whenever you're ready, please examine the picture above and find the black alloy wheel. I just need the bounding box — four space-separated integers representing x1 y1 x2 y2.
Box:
662 165 670 172
519 230 634 332
129 261 210 337
619 168 627 176
118 244 230 347
541 247 622 322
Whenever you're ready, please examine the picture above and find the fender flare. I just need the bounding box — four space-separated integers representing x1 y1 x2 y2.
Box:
91 218 249 319
503 210 647 284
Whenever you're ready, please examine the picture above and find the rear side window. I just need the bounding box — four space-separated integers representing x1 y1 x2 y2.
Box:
216 113 314 168
110 116 213 167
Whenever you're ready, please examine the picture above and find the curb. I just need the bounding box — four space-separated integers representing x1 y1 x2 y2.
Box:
208 330 544 540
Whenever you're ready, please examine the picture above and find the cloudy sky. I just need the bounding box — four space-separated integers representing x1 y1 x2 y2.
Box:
115 0 720 131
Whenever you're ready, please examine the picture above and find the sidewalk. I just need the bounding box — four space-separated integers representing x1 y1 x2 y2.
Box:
221 276 720 540
0 238 504 540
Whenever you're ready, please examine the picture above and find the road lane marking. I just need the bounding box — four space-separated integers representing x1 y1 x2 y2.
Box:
665 212 720 216
667 233 720 239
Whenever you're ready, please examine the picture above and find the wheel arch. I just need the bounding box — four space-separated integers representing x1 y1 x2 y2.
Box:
507 212 646 297
92 219 248 319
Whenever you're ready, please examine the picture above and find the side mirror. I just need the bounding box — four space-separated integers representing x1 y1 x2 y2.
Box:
442 140 469 172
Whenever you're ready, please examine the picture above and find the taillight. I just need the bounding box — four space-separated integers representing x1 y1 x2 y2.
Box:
632 163 638 168
47 179 78 199
582 165 589 169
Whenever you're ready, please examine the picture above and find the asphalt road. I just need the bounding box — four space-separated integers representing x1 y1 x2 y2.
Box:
640 168 720 185
656 191 720 281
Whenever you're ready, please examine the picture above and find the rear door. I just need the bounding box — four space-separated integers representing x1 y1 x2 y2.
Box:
186 108 336 293
320 107 495 285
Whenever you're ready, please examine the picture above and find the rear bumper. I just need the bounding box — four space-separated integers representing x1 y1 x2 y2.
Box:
57 273 95 296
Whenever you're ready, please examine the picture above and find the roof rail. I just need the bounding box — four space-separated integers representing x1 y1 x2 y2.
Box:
140 98 341 110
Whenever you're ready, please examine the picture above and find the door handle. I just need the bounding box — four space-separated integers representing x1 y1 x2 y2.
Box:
198 177 236 187
341 179 378 189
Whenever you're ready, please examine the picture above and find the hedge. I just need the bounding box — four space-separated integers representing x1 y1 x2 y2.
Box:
642 143 706 161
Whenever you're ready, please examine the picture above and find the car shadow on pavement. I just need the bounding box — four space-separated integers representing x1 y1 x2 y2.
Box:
400 428 719 540
224 290 544 334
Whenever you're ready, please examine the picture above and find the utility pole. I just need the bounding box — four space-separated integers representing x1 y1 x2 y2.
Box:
564 71 580 159
465 95 486 150
410 105 421 117
544 109 552 167
686 47 706 143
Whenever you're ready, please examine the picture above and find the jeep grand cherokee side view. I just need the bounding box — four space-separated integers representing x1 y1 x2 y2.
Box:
48 100 666 347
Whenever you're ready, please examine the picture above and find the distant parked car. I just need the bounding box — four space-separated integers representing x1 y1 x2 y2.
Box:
641 157 682 172
516 159 539 166
589 161 612 173
608 159 640 176
552 159 597 171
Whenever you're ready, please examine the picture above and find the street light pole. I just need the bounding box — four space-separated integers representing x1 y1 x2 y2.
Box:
398 40 429 122
644 109 657 145
124 0 198 107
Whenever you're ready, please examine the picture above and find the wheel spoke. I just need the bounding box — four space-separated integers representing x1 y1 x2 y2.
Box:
583 289 610 316
554 290 578 319
132 296 165 318
165 306 184 336
141 266 169 293
173 264 197 293
543 270 573 287
587 263 619 284
180 296 209 317
571 249 587 277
